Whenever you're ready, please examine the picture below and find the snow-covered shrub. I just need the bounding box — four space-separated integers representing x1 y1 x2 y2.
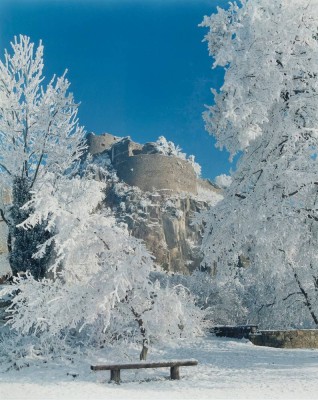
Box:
154 136 201 177
195 185 223 205
153 270 247 326
215 174 232 189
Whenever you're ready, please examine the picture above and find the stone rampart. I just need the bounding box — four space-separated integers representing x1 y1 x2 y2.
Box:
111 138 142 166
87 133 120 155
250 329 318 348
87 135 199 195
116 154 197 195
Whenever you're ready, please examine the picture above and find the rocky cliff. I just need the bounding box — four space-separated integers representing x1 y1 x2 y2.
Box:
105 183 213 273
88 133 222 274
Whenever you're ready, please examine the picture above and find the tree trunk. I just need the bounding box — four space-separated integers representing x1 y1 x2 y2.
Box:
293 271 318 325
140 339 148 361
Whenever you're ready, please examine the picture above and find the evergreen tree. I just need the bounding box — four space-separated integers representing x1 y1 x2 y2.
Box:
9 177 51 279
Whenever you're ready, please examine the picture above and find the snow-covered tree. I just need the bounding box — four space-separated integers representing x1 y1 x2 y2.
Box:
154 136 201 177
0 35 86 277
1 174 204 360
8 176 52 280
215 174 232 189
154 269 247 325
0 36 204 367
201 0 318 328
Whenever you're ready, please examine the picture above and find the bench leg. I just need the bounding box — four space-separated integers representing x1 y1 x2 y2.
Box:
110 369 121 384
170 366 180 380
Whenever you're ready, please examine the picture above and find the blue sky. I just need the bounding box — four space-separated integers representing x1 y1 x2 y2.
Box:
0 0 230 180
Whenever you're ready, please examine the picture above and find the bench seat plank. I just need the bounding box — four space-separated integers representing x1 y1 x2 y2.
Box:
91 359 198 371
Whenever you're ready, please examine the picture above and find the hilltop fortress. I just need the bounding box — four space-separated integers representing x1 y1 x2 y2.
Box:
87 133 221 274
87 132 216 196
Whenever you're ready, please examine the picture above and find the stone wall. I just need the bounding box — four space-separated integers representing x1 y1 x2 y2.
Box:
250 330 318 348
116 154 198 195
212 325 258 339
88 134 199 195
110 138 143 166
87 132 120 155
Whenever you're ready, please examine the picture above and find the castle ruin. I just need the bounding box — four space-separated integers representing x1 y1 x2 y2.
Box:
87 133 221 273
87 132 216 196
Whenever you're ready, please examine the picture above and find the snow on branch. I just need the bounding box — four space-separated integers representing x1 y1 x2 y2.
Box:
154 136 201 177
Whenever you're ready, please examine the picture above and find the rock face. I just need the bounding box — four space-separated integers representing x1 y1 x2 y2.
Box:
88 133 222 274
106 188 209 273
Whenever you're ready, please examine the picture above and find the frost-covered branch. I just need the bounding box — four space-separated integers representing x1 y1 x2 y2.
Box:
201 0 318 328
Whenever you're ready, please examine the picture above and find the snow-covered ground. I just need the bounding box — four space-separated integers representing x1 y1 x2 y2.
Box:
1 335 318 400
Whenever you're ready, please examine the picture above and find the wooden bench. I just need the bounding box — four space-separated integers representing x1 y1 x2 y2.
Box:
91 359 198 383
